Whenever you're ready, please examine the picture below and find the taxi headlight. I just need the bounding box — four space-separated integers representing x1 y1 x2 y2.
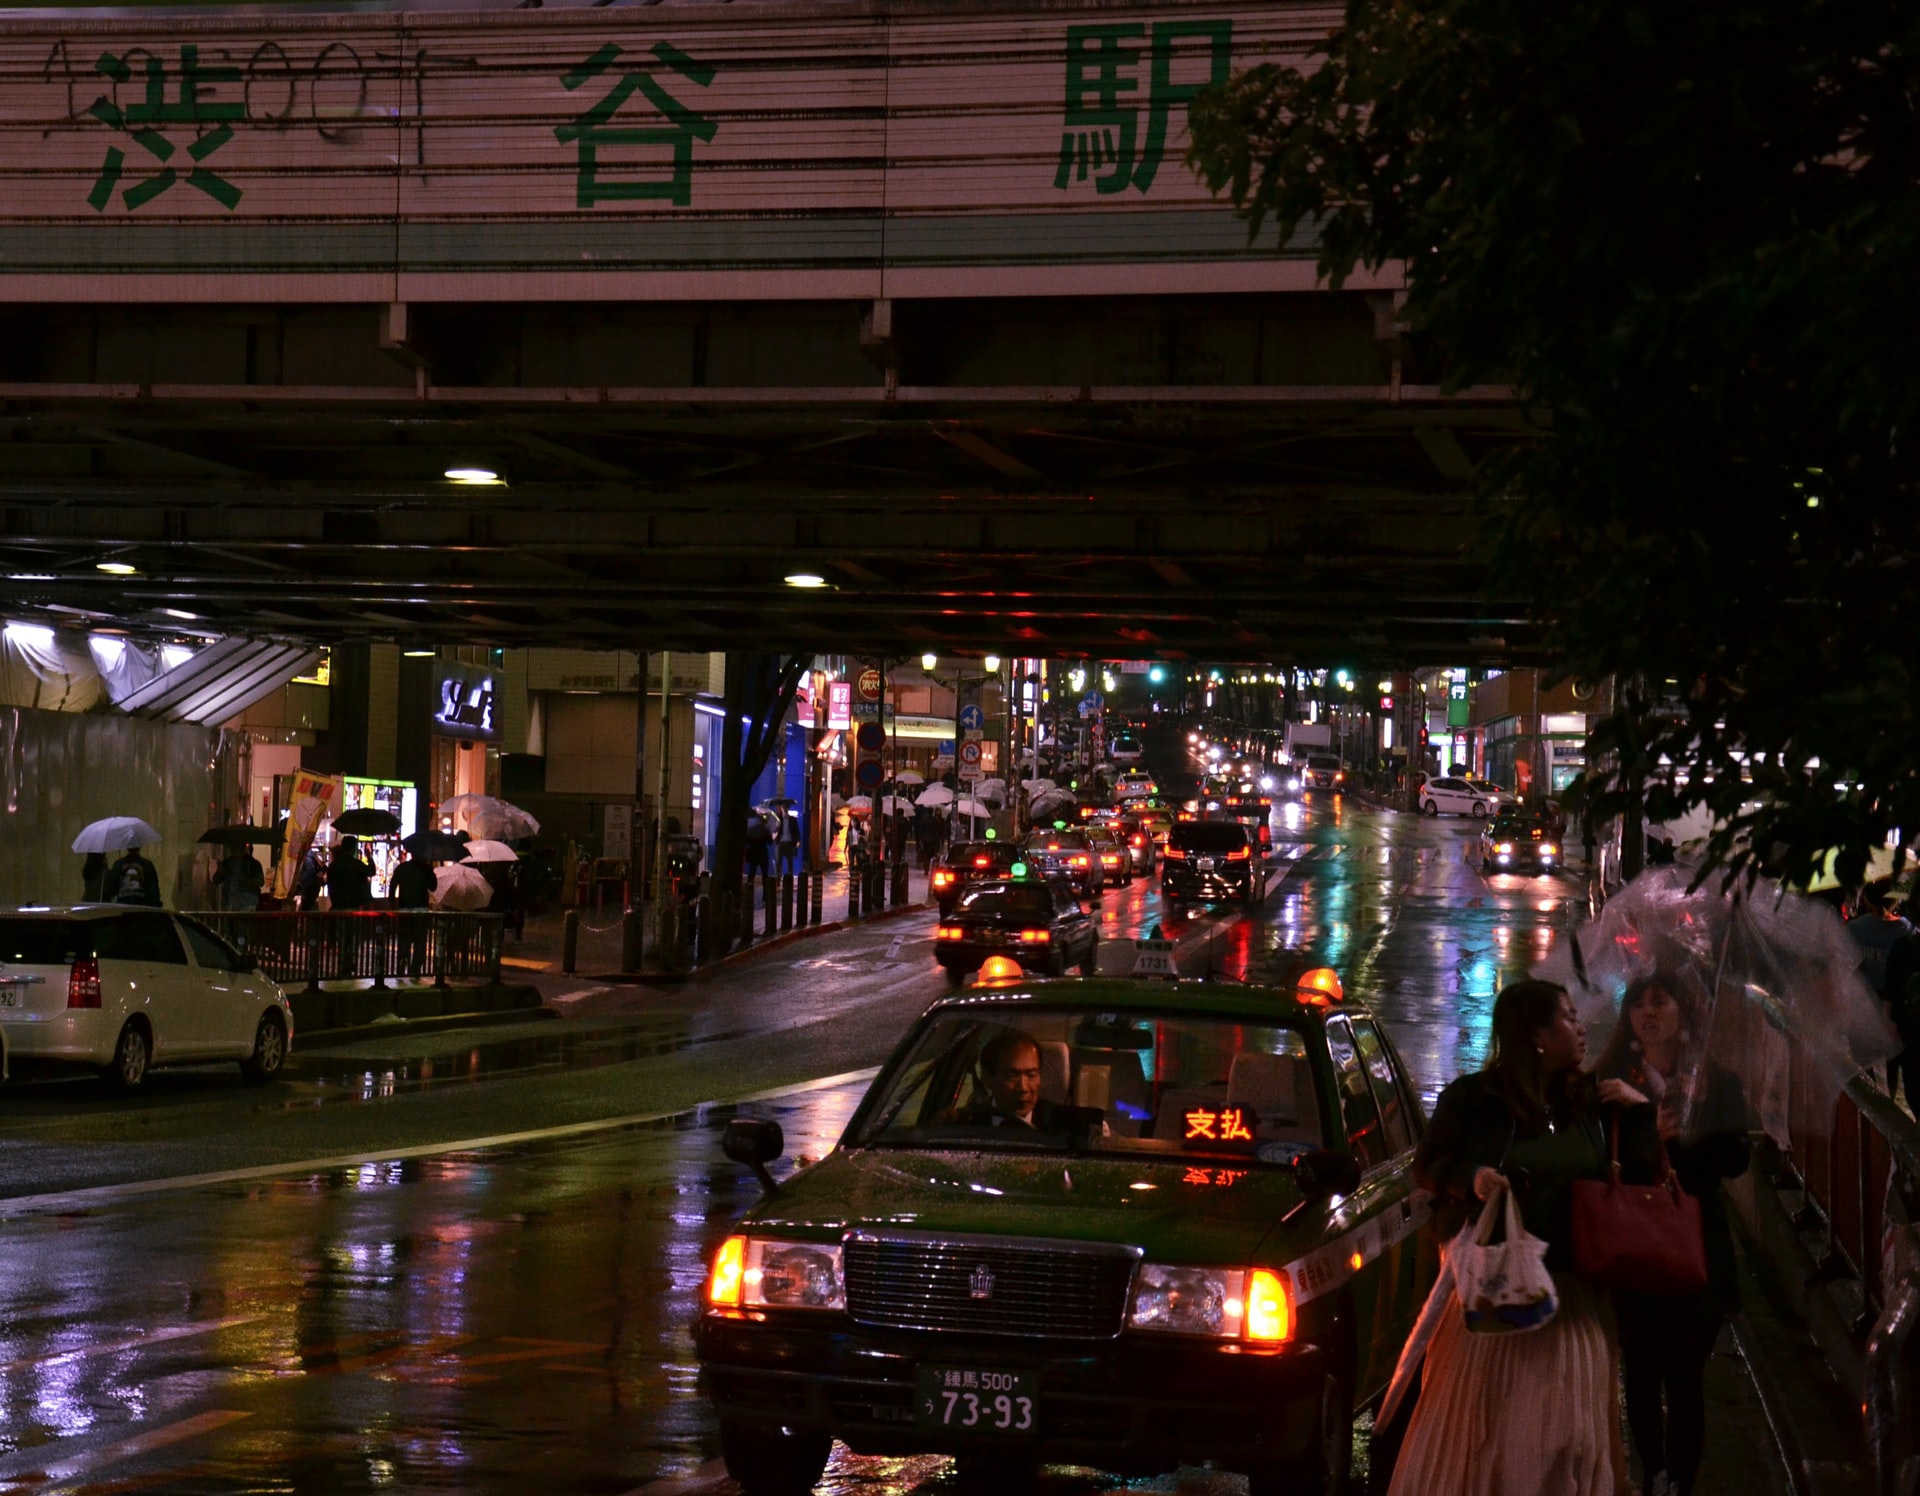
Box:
1128 1264 1245 1338
1495 842 1514 854
1540 843 1558 856
744 1239 845 1310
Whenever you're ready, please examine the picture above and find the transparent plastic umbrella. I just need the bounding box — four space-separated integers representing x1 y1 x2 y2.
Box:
460 840 519 863
432 863 493 911
72 817 161 853
917 784 956 807
1533 864 1900 1147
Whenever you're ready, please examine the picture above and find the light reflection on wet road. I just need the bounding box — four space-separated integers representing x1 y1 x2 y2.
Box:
0 769 1594 1493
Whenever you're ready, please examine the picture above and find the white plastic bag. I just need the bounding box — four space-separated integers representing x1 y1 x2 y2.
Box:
1451 1182 1557 1334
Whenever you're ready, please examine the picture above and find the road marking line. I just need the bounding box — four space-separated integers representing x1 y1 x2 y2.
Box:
0 1316 260 1375
0 1067 881 1219
41 1409 252 1480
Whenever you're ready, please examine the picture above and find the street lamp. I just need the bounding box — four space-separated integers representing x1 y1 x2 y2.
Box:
921 651 939 672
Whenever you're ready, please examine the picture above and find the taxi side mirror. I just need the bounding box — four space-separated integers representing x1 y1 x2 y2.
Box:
722 1119 785 1195
1294 1148 1362 1201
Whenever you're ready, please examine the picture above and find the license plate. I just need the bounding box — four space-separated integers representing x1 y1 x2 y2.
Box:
1197 856 1216 871
0 988 16 1008
915 1366 1036 1435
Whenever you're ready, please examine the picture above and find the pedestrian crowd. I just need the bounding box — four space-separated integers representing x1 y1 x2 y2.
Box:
1384 976 1750 1496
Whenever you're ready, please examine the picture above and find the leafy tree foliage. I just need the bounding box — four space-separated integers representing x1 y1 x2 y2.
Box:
1189 0 1920 887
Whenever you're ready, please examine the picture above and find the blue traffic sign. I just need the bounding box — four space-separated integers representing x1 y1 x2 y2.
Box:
958 704 985 731
937 739 956 757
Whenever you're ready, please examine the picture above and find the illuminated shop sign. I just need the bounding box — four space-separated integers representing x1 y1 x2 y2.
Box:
436 669 498 740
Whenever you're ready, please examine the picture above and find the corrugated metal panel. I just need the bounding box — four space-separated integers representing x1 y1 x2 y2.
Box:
115 637 320 724
0 1 1333 293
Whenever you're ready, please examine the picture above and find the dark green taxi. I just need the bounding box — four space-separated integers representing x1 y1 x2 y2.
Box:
695 970 1436 1495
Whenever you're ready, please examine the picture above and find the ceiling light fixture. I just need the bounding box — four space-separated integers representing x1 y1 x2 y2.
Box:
160 607 199 621
783 573 827 588
444 466 504 486
8 572 55 582
96 561 138 576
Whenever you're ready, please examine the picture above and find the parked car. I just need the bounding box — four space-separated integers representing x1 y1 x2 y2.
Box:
0 906 294 1089
1419 776 1519 819
1161 820 1259 906
698 971 1434 1495
933 878 1099 984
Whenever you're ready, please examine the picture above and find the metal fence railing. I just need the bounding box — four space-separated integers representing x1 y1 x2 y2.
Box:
185 910 505 991
1735 1000 1920 1494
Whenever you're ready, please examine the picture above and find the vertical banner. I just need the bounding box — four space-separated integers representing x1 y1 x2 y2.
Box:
272 769 340 900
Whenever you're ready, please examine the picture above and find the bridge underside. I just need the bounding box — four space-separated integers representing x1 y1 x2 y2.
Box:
0 293 1535 664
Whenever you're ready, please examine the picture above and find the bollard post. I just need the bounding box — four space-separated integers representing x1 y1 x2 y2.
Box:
796 871 810 926
892 860 909 909
763 876 777 937
849 865 863 920
737 878 755 947
657 901 680 973
621 907 643 973
780 874 794 931
868 864 885 913
562 908 580 975
810 871 824 926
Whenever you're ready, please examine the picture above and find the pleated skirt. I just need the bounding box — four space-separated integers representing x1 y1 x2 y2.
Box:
1386 1272 1629 1496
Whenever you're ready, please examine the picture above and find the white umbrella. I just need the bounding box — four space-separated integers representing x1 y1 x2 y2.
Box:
845 795 875 813
893 770 926 786
72 817 161 853
432 863 493 911
878 795 914 815
460 839 519 863
976 777 1007 798
1023 778 1056 794
918 784 956 807
954 798 992 819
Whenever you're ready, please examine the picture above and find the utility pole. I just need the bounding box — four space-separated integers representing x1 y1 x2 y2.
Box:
653 651 674 966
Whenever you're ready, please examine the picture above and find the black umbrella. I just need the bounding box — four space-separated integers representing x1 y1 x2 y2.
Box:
332 808 402 837
402 830 471 862
198 824 280 847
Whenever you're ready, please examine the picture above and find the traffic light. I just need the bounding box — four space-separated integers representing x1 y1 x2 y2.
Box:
1149 665 1166 684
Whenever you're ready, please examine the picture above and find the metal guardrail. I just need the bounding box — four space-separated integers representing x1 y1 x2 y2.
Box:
1756 1010 1920 1494
184 910 505 992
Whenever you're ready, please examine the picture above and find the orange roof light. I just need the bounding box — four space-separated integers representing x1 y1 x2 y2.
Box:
977 955 1026 983
1295 967 1344 1005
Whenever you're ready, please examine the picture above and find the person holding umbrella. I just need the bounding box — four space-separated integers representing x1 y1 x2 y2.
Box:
390 849 437 980
107 846 162 906
327 836 374 977
216 846 266 912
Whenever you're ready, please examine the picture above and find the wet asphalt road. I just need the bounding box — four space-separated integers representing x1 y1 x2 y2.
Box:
0 739 1783 1494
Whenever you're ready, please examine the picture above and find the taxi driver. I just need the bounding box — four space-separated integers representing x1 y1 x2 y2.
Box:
964 1029 1074 1131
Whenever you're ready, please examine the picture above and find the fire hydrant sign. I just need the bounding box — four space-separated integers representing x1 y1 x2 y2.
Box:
0 1 1353 298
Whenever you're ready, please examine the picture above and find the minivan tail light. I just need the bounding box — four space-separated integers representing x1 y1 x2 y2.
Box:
1226 847 1251 861
67 956 102 1009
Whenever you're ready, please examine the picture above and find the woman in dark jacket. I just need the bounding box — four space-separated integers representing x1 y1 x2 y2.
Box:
1595 975 1751 1496
1390 978 1658 1496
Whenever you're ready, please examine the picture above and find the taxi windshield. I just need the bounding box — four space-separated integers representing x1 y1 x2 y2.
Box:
851 1006 1325 1164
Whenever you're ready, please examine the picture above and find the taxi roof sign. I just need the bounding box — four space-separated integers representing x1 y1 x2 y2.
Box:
1295 967 1344 1005
976 955 1025 984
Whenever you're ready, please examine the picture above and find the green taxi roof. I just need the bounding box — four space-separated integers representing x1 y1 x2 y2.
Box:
920 975 1356 1030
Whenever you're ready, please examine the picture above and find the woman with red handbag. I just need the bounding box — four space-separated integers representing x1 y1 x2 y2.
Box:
1389 980 1658 1496
1594 976 1752 1496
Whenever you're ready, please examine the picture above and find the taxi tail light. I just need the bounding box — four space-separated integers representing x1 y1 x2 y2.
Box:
936 925 965 940
931 870 956 888
1130 833 1146 847
974 856 992 868
1245 1267 1293 1342
1018 928 1052 943
1068 855 1089 868
1225 847 1251 861
708 1235 747 1308
67 956 102 1009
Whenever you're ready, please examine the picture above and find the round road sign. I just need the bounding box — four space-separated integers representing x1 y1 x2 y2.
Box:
856 722 886 752
959 740 983 766
855 759 884 789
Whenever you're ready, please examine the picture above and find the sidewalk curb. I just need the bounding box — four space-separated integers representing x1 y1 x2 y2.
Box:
579 898 933 987
296 1004 560 1047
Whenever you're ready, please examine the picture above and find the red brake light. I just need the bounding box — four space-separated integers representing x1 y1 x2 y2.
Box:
1163 846 1186 859
932 870 955 888
67 956 102 1009
1068 855 1089 867
1226 847 1251 861
974 856 991 867
936 925 965 940
1018 929 1052 943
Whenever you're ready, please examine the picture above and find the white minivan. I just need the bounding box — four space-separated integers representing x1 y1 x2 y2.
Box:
0 906 294 1090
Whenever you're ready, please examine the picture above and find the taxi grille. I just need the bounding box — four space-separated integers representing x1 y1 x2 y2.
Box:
843 1234 1136 1339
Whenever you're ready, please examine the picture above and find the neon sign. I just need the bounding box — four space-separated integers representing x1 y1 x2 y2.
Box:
1183 1106 1254 1144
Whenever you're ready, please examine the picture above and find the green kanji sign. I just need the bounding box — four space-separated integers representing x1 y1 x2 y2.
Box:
87 45 244 212
555 41 718 208
1054 20 1231 195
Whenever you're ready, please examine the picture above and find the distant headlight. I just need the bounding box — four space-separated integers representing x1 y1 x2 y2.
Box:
1495 842 1514 854
1288 777 1301 791
1540 843 1558 856
1260 776 1275 791
1129 1264 1244 1338
744 1239 845 1310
